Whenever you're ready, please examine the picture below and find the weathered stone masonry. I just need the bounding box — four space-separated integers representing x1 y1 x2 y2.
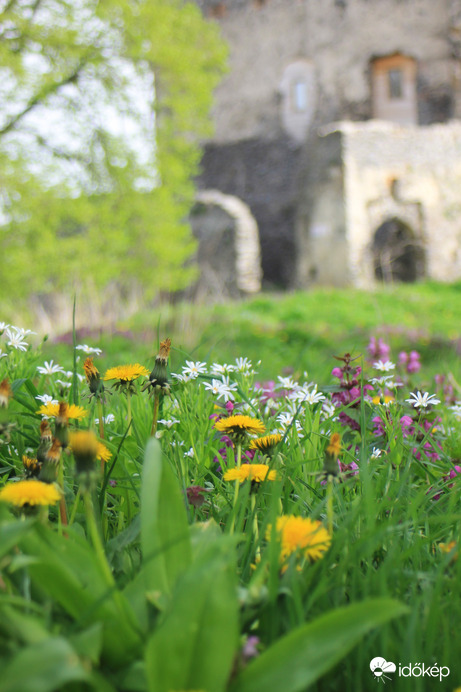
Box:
193 0 461 288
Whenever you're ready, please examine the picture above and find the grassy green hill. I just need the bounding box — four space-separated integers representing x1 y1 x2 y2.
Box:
45 281 461 386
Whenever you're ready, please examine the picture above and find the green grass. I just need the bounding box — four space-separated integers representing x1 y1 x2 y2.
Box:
45 281 461 386
2 282 461 690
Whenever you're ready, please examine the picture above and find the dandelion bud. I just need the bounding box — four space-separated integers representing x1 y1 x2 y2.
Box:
146 338 171 391
70 430 99 481
0 379 12 408
39 438 62 483
54 402 69 449
37 421 53 464
323 433 341 477
83 357 105 397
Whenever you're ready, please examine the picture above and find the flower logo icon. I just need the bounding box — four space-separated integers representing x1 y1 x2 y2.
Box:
370 657 397 683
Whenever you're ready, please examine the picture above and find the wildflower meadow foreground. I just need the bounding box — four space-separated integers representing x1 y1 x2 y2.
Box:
1 325 461 691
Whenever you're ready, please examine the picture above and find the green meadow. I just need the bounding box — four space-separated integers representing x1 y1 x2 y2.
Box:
1 281 461 691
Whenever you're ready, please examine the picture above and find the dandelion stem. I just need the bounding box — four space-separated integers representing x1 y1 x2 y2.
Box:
126 391 132 434
97 399 105 474
151 391 160 437
326 475 334 535
251 492 260 561
229 442 243 535
83 488 138 637
68 487 81 527
57 457 68 534
83 490 113 586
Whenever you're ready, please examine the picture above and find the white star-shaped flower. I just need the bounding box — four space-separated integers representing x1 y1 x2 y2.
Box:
35 394 58 405
75 344 102 355
5 327 28 352
182 361 207 379
37 360 65 375
210 362 236 376
373 360 395 372
235 357 253 374
405 391 441 408
276 376 298 390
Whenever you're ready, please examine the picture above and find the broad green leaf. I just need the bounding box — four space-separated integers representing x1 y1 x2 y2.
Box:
69 622 103 665
0 636 89 692
107 513 140 563
120 661 148 691
19 523 141 666
231 599 408 692
145 536 239 692
0 518 35 560
140 438 191 595
0 604 49 645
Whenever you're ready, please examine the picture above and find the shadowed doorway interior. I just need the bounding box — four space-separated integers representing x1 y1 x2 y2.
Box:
372 218 425 282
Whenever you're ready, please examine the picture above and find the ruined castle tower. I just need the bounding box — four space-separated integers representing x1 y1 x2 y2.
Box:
194 0 461 288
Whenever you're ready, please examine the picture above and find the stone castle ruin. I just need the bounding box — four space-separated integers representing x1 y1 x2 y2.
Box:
192 0 461 289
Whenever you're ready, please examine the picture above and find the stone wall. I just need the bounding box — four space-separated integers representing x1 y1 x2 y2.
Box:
202 0 456 143
194 0 461 288
198 137 303 287
297 121 461 287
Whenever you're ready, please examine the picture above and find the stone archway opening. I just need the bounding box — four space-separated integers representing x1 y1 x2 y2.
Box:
372 217 425 283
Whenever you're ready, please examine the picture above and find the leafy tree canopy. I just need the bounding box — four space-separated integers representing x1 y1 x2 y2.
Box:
0 0 227 315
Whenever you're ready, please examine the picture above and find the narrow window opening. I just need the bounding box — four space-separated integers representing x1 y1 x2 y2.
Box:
388 69 403 99
292 81 308 112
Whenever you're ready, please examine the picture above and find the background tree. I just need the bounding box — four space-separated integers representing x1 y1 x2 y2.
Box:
0 0 227 321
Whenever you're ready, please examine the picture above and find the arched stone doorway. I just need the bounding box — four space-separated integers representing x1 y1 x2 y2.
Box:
372 218 425 283
188 190 262 300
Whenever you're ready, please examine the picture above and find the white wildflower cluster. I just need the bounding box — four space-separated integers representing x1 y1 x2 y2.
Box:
0 324 36 354
449 402 461 419
95 414 116 425
370 375 403 389
36 361 85 391
158 418 180 429
172 358 258 402
276 410 304 438
202 376 238 403
76 344 102 355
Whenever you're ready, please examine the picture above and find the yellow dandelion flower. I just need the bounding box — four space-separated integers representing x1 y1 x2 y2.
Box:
96 441 112 463
36 403 88 420
267 515 331 565
104 364 149 383
22 455 41 478
214 415 265 437
372 395 395 405
439 541 458 560
0 479 61 507
224 464 278 483
249 433 282 453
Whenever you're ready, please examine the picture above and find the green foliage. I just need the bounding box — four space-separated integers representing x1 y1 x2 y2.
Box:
44 281 461 385
140 438 191 595
3 309 461 689
0 0 227 310
231 599 409 692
